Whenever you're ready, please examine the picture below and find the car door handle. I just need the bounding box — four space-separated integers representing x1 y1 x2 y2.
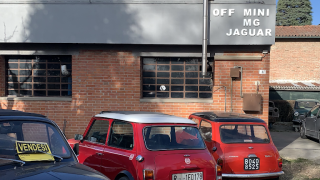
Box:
96 152 103 156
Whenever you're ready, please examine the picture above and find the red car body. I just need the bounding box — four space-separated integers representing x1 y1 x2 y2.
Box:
188 112 284 180
68 111 221 180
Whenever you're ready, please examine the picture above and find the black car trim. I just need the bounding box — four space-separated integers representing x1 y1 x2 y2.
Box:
116 170 135 180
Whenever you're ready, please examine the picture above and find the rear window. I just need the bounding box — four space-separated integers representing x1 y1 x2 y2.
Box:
220 125 270 144
144 126 205 150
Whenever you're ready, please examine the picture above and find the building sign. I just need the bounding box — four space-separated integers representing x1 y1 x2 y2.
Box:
210 0 276 45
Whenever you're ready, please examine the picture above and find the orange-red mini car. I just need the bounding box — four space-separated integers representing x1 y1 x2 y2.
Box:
189 112 284 180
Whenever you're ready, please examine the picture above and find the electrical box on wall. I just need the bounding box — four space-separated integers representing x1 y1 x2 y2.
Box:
243 93 262 111
230 68 240 78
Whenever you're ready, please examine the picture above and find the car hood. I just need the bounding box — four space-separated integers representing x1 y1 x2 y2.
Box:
0 162 109 180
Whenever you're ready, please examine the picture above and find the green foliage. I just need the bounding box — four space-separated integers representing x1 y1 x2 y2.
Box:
273 100 295 122
276 0 313 26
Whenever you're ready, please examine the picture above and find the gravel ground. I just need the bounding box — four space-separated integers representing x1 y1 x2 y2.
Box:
281 158 320 180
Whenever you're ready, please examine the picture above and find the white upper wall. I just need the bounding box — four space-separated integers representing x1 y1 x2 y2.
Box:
0 0 276 45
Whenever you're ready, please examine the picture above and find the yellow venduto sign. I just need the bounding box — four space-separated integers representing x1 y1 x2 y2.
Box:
16 141 55 162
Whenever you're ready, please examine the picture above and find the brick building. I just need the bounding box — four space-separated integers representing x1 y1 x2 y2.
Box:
270 25 320 100
0 0 276 138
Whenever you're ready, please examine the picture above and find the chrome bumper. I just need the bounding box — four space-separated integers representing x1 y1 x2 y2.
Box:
222 171 284 178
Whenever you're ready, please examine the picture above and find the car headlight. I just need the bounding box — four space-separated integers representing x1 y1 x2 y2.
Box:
294 112 299 116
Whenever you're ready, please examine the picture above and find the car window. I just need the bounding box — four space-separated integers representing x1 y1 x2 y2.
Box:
83 119 109 144
220 125 269 144
200 120 212 142
144 126 205 150
307 106 320 118
0 121 71 162
108 121 134 150
296 101 318 109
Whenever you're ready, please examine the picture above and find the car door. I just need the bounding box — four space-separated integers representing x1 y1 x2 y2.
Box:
77 118 110 172
305 106 320 137
101 120 137 180
315 107 320 139
199 120 216 157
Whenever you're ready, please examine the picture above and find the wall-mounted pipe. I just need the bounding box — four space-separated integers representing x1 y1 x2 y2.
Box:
231 79 233 112
234 66 243 98
201 0 209 77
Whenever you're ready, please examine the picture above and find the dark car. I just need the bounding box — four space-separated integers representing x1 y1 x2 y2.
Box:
0 109 110 180
293 99 320 132
300 104 320 142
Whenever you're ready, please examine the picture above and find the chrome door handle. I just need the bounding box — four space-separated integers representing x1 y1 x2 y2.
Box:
96 153 103 156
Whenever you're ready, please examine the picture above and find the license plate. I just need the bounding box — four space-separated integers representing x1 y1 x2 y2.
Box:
172 172 203 180
244 157 260 170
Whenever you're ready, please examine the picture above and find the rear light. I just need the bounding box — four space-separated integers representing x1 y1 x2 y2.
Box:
217 158 223 167
216 165 222 180
278 158 283 168
143 169 154 180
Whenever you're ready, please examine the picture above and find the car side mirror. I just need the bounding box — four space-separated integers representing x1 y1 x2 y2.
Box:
74 134 83 141
212 147 217 152
73 143 79 156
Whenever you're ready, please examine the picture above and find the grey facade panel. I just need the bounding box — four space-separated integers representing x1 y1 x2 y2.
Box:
0 0 275 45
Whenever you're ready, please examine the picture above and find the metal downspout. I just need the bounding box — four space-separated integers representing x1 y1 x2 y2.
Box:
201 0 209 77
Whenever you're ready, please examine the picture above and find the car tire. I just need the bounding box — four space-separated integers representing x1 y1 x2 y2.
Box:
118 176 129 180
269 177 279 180
300 126 307 139
294 127 300 132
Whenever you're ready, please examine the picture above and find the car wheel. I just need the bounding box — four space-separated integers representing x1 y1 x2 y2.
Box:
295 127 300 132
118 176 129 180
300 126 307 139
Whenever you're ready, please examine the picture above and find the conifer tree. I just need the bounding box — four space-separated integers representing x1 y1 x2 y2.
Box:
276 0 312 26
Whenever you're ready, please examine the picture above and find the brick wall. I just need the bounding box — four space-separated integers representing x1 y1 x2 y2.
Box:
0 50 270 139
270 39 320 82
213 52 270 121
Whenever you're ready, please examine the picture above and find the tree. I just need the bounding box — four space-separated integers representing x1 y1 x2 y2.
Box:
276 0 312 26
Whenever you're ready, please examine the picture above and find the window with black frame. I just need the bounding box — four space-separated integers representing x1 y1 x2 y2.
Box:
142 57 213 99
6 55 72 97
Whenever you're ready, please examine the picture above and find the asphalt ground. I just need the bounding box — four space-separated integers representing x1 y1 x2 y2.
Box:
270 131 320 162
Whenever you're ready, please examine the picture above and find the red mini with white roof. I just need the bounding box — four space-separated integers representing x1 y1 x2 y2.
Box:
68 111 222 180
189 112 284 180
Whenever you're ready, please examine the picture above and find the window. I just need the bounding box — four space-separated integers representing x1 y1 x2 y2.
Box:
84 119 110 144
6 55 72 97
142 57 213 99
220 125 270 144
200 120 212 141
108 121 134 150
0 121 71 161
307 106 320 118
144 126 205 150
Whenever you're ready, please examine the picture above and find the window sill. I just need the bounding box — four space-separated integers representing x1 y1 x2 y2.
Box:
0 97 72 101
140 98 213 103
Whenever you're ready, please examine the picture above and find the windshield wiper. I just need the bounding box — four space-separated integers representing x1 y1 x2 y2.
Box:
0 157 25 166
17 151 63 162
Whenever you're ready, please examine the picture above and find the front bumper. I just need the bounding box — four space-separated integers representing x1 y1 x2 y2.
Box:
222 171 284 178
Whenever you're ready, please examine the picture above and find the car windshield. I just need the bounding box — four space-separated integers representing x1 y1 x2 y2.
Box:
220 125 270 144
144 126 206 150
295 101 318 109
0 120 71 166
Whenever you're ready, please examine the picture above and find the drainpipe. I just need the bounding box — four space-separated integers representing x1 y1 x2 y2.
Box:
201 0 209 77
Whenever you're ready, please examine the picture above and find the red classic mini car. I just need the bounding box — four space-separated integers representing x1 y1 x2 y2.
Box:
188 112 284 180
68 111 222 180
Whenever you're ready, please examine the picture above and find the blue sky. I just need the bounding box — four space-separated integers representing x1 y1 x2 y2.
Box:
276 0 320 25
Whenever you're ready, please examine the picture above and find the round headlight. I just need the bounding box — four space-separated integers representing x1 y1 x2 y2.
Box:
294 112 299 116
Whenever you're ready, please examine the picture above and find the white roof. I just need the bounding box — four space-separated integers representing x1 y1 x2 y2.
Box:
94 111 196 124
